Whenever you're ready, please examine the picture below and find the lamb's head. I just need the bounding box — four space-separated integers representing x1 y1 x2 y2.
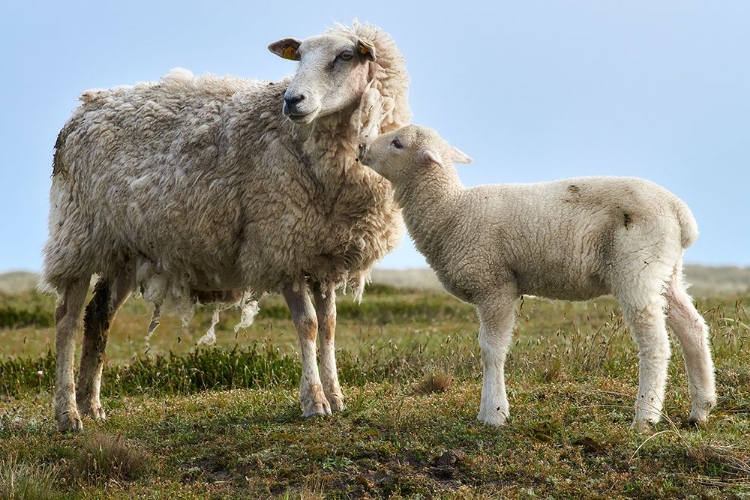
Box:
359 124 472 184
269 32 376 124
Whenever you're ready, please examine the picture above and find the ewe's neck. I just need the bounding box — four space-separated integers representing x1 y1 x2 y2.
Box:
396 165 463 253
299 107 359 174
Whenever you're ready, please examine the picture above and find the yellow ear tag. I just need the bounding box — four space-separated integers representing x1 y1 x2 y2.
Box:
358 41 374 55
283 46 297 60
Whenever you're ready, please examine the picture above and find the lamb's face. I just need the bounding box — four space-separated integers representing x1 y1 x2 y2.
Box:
269 34 376 124
359 125 471 184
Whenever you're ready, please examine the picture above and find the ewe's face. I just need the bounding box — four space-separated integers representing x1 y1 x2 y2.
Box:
359 125 471 184
269 34 375 124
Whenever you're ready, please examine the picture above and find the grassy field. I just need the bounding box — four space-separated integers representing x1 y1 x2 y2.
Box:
0 283 748 499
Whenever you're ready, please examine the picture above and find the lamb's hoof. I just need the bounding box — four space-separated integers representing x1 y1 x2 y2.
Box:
631 417 658 434
687 414 709 429
634 404 662 431
688 405 712 427
477 407 508 427
56 411 84 433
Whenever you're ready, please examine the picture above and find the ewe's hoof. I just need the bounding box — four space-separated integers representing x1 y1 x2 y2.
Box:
326 392 345 413
300 383 333 417
78 401 107 422
301 401 332 418
56 412 84 433
87 406 107 422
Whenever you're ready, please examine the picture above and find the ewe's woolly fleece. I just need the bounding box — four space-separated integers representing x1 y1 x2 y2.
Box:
42 23 410 310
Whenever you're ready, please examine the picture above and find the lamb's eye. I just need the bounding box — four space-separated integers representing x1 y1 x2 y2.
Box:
391 138 403 149
338 50 354 62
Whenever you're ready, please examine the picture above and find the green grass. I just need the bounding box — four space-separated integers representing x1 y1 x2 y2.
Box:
1 286 749 498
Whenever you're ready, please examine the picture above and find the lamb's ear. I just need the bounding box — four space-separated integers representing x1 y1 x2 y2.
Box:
419 149 444 167
357 39 376 61
451 147 473 164
268 38 302 61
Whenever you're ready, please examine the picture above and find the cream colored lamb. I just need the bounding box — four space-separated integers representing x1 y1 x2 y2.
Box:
359 124 716 429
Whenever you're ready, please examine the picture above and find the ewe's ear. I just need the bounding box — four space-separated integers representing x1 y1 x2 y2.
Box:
451 147 473 164
419 149 444 167
357 39 376 61
268 38 302 61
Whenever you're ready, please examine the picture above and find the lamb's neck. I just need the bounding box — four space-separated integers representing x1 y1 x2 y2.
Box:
397 168 463 255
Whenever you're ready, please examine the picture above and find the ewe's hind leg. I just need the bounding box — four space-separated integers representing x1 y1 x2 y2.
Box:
313 281 344 412
283 278 331 417
54 277 90 432
665 277 716 424
476 294 517 426
620 296 672 429
77 272 132 421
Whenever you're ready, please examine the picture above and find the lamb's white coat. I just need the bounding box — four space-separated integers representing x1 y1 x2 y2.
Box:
42 22 411 432
360 124 716 429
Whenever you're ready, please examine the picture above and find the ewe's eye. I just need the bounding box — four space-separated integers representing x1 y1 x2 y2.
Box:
337 50 354 62
391 138 403 150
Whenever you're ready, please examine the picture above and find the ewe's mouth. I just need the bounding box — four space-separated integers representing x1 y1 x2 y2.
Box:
283 107 319 124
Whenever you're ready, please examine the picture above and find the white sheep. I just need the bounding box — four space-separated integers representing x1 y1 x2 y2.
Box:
41 22 411 432
359 124 716 429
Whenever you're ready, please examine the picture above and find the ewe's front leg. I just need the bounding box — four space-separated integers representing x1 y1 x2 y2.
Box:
54 278 90 432
283 279 331 417
313 281 344 412
476 298 517 426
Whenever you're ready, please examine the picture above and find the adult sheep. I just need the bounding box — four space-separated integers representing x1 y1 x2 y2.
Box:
359 124 716 430
42 22 411 433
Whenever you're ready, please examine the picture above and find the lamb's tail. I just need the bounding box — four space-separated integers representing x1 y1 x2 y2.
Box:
673 197 699 249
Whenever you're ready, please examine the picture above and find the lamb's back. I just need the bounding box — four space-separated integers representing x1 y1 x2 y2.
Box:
447 177 687 300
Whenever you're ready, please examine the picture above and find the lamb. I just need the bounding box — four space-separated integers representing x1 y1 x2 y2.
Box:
41 22 411 433
359 124 716 429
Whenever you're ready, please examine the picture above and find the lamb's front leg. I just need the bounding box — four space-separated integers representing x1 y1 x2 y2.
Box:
313 281 344 412
283 278 331 417
476 297 517 426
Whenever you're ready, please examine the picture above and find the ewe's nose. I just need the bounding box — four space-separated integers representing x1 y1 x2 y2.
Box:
284 93 305 112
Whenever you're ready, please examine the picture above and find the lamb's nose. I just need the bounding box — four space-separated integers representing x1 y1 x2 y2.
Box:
357 143 367 161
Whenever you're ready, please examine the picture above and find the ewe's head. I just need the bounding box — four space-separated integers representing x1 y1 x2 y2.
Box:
269 32 376 124
359 125 472 184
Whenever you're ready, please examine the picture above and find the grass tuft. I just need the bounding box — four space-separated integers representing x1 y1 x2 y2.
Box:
0 456 61 500
414 372 454 395
74 432 150 484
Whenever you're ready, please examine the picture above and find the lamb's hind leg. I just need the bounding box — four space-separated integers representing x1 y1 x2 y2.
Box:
77 271 133 421
620 295 672 430
54 277 90 432
283 277 331 417
665 275 716 424
313 281 344 411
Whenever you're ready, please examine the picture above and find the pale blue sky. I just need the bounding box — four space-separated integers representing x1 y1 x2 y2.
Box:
1 1 748 273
